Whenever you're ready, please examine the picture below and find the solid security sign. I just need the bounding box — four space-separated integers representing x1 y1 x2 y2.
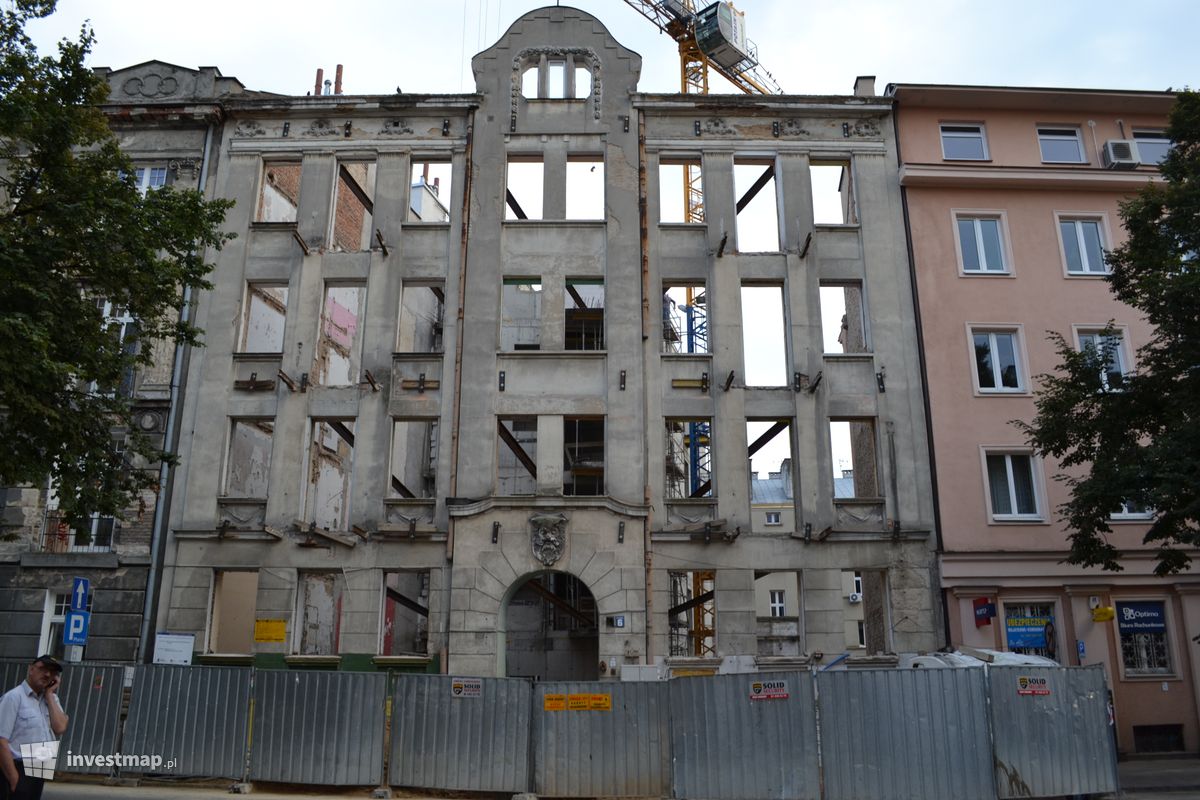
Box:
750 679 789 700
63 610 90 645
71 577 89 611
450 677 482 698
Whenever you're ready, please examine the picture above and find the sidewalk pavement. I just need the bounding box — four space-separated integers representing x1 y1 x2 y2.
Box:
1121 758 1200 794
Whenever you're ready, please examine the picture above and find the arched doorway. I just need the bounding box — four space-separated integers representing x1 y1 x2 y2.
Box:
504 571 599 681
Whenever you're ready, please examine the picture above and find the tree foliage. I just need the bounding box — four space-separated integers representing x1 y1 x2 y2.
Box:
0 1 232 531
1017 91 1200 576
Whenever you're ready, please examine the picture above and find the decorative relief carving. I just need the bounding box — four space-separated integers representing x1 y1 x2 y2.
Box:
511 47 603 121
848 119 881 138
699 118 734 136
233 120 266 138
778 119 812 138
303 119 339 137
380 119 413 136
121 73 179 98
168 158 199 180
530 512 568 566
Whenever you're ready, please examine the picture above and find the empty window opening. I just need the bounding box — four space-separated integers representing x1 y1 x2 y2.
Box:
741 285 788 385
501 279 542 350
1003 602 1057 660
390 419 438 499
810 161 857 225
574 66 591 98
397 283 445 352
662 284 708 354
498 417 537 495
564 417 604 496
748 420 793 527
521 65 539 98
307 419 355 531
843 569 889 653
225 419 274 499
315 284 364 385
506 157 544 220
734 157 779 251
566 155 604 219
755 571 800 656
298 572 343 656
382 570 430 656
210 570 258 654
257 161 301 223
820 282 867 353
830 419 879 499
547 60 566 98
659 157 704 223
240 284 288 353
669 570 716 657
666 418 712 498
410 160 452 222
330 161 376 251
565 279 604 350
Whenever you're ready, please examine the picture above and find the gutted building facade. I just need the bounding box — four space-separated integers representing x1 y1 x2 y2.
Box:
126 7 941 676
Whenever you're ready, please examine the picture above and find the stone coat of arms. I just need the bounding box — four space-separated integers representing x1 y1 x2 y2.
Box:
530 513 567 566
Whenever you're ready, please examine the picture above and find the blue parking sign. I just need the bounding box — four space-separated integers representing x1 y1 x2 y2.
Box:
63 610 90 645
71 577 89 611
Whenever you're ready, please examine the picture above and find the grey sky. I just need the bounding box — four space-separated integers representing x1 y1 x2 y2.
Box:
27 1 1197 97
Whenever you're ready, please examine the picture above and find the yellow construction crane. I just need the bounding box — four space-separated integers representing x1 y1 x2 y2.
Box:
624 1 782 222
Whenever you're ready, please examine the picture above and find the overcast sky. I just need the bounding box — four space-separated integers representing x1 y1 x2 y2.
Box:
26 0 1198 97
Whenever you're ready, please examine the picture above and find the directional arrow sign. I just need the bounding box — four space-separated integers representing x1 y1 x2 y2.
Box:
71 577 89 611
63 610 90 646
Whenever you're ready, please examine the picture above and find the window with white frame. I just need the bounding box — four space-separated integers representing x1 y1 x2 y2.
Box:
1112 498 1154 520
768 589 786 618
1038 127 1086 163
39 590 90 660
764 511 781 526
940 124 988 160
1133 130 1172 165
1117 600 1171 674
1059 217 1107 274
856 620 866 647
1077 329 1128 390
853 571 863 596
128 166 168 195
972 329 1024 392
956 215 1007 273
985 451 1040 520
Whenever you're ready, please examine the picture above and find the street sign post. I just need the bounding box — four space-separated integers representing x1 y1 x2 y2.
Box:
71 577 89 611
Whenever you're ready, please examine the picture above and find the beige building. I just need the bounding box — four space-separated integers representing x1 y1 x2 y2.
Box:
890 83 1197 755
50 7 943 679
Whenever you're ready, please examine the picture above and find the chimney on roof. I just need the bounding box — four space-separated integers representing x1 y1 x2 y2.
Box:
314 68 323 96
853 75 876 97
334 64 343 95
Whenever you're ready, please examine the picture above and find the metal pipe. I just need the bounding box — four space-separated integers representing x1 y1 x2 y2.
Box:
137 120 216 663
637 109 654 661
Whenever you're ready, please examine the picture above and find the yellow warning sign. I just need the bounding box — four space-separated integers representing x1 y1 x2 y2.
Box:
543 693 567 711
254 619 287 642
567 693 590 710
589 693 612 711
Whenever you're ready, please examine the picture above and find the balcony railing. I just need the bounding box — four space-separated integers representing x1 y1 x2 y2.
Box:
39 511 116 553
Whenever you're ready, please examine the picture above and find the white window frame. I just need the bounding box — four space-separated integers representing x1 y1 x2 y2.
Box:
940 123 989 161
981 449 1044 522
853 571 863 596
764 511 782 526
39 590 90 658
1113 597 1176 679
1056 214 1110 276
1110 499 1154 521
1037 126 1086 164
768 589 786 618
967 325 1027 394
1074 325 1130 391
953 210 1011 275
1133 130 1172 166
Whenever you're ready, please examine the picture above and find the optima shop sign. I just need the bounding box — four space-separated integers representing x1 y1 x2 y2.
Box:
1116 601 1166 633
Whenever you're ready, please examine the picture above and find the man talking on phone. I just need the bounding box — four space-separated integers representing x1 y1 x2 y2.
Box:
0 655 69 800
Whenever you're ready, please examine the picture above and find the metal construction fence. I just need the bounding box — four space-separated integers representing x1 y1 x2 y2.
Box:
0 660 1117 798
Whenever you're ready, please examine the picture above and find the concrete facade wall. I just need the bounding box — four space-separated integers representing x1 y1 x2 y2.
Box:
892 84 1198 755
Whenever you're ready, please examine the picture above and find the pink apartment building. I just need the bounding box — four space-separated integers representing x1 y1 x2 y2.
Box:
889 83 1197 756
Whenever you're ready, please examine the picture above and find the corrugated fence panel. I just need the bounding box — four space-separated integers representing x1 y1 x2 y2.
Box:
250 670 386 785
818 668 996 800
988 665 1118 798
50 663 125 775
123 664 251 779
670 672 819 800
534 680 670 797
389 674 532 791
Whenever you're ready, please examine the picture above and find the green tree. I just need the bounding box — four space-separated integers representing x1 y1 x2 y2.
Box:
1017 90 1200 576
0 1 232 532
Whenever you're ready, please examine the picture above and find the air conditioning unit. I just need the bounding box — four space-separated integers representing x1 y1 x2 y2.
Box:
847 592 863 604
1101 140 1140 170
